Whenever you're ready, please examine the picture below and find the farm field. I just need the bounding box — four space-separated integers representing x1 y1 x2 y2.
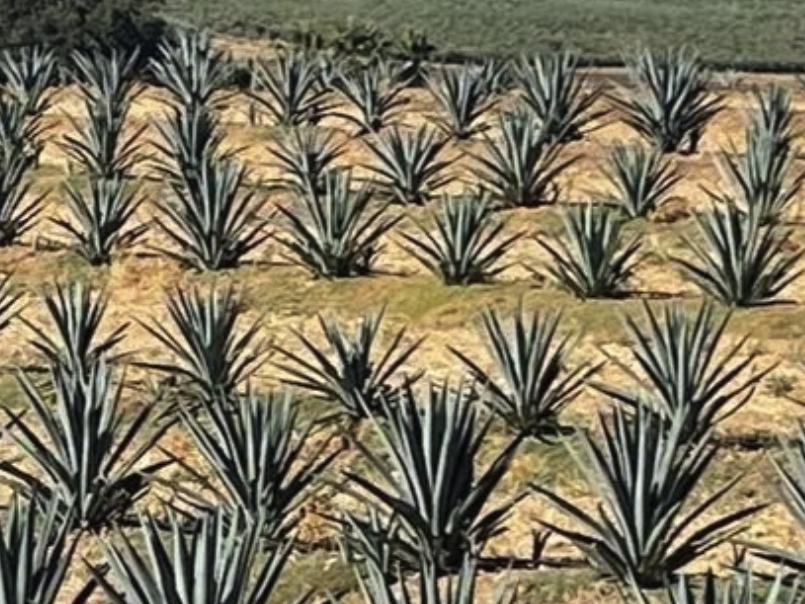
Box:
165 0 805 67
5 38 805 604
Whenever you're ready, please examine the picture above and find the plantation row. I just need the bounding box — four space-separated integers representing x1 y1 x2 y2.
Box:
0 31 803 306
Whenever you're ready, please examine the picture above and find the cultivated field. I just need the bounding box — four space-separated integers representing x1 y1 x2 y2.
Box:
4 37 805 604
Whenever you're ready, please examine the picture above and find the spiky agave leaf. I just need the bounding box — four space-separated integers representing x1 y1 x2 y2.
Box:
268 126 346 194
0 133 46 246
177 390 340 537
364 125 454 206
471 110 577 208
0 494 79 604
601 143 681 219
0 272 21 334
274 308 423 419
276 169 399 278
535 203 642 299
342 380 521 571
399 191 521 285
0 45 57 117
62 49 145 180
155 157 269 270
450 303 598 439
427 65 499 140
712 127 805 226
140 285 267 403
594 301 770 444
150 29 231 111
334 62 408 134
613 48 722 154
22 281 127 377
249 51 332 127
52 176 145 265
676 201 803 306
513 52 604 143
663 569 805 604
533 406 763 588
93 510 293 604
0 358 172 531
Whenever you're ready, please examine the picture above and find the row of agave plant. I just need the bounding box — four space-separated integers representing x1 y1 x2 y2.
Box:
1 33 804 307
1 273 805 603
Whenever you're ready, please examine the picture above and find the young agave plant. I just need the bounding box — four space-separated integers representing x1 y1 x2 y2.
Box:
614 48 722 154
140 285 266 403
601 143 681 219
661 570 805 604
750 84 798 152
53 176 145 265
471 111 577 208
534 407 763 588
0 45 57 117
364 125 454 205
94 511 292 604
155 158 269 270
0 495 82 604
250 51 332 126
276 169 400 278
536 203 642 299
0 143 46 246
64 48 145 179
268 126 346 194
428 65 499 140
595 302 769 444
343 380 521 571
513 52 604 143
274 308 423 419
676 201 803 306
178 391 340 537
450 304 598 439
23 281 127 377
0 359 172 531
400 191 521 285
150 28 231 111
334 62 407 134
713 127 805 226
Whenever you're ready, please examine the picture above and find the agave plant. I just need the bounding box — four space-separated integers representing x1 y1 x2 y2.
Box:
601 143 681 219
0 359 171 531
676 201 803 306
0 494 82 604
478 59 512 96
268 126 346 194
63 48 145 179
0 45 57 117
334 62 407 134
392 29 436 86
155 157 268 270
712 127 804 226
594 302 769 444
750 84 798 152
0 140 46 246
450 304 598 439
471 111 577 208
342 380 521 570
513 52 604 143
140 285 266 403
22 282 127 377
276 169 399 278
364 125 454 205
250 52 332 127
534 406 763 588
400 191 521 285
53 176 145 265
150 28 231 111
428 65 498 140
662 570 805 604
274 308 423 419
93 511 292 604
177 391 340 537
613 48 722 154
536 203 642 299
